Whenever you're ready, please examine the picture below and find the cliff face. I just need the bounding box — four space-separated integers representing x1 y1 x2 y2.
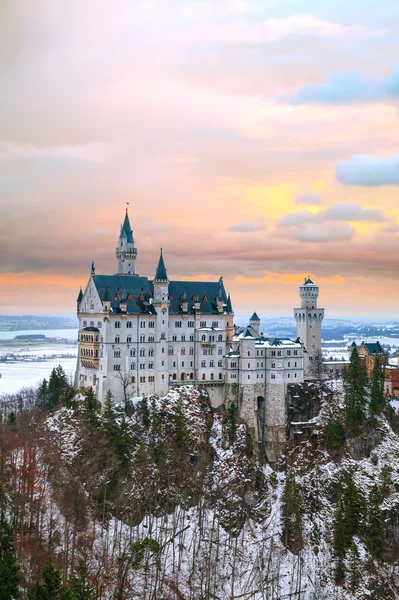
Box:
2 384 399 599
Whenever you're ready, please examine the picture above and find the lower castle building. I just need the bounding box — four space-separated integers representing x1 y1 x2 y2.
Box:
75 209 324 459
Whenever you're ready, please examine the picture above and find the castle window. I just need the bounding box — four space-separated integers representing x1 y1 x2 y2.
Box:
173 373 177 380
149 321 155 328
248 375 250 380
114 350 121 358
287 350 291 356
201 335 206 341
127 336 132 343
294 350 298 356
218 360 222 367
212 321 218 328
218 348 223 355
113 364 121 371
149 363 154 369
248 363 250 369
131 376 135 383
287 374 290 378
140 321 146 328
168 348 174 355
219 373 223 380
295 373 297 378
182 361 184 367
97 321 102 328
203 296 208 302
271 374 275 380
140 349 146 357
140 376 146 383
200 321 206 328
130 349 136 357
190 348 194 355
139 363 145 369
172 335 177 342
295 362 297 367
161 333 166 340
140 335 145 343
188 321 194 328
210 373 214 380
148 335 155 343
126 321 132 328
83 321 87 327
173 362 176 367
175 321 182 328
271 350 276 357
148 376 155 382
201 360 206 367
115 321 121 329
181 335 185 342
210 360 214 367
277 351 282 357
149 348 154 356
115 336 120 343
202 373 205 380
271 362 275 368
218 334 223 342
181 348 186 355
288 362 290 367
190 373 194 379
131 362 135 370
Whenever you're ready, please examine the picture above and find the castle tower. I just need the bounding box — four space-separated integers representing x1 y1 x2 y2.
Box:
153 248 169 395
115 208 137 275
249 311 260 336
294 276 324 376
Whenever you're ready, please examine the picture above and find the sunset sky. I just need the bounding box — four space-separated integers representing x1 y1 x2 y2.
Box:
1 0 399 317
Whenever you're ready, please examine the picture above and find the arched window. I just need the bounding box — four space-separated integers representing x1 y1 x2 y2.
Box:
210 373 214 380
114 349 121 358
210 360 214 367
149 348 154 356
181 348 186 355
190 373 194 379
219 373 223 380
127 336 132 343
172 373 177 380
140 335 145 343
218 334 223 342
218 360 222 367
130 348 136 357
140 348 146 357
201 334 206 341
131 362 135 370
201 360 206 367
202 373 206 380
115 336 120 343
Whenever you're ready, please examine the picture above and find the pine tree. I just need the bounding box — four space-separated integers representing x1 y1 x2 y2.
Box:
365 485 385 560
226 401 237 444
48 366 68 408
83 388 100 427
333 471 363 560
333 495 347 560
28 560 66 600
36 379 50 410
369 357 386 419
69 560 96 600
280 471 303 554
173 396 189 448
0 512 22 600
344 347 368 434
348 541 362 590
326 417 345 449
140 395 150 428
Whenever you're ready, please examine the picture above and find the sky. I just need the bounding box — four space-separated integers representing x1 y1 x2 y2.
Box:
1 0 399 318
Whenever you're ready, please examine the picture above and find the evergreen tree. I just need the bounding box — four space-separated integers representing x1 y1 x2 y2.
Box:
348 541 362 590
344 347 368 434
173 396 188 448
365 485 385 560
0 512 22 600
36 379 50 410
48 366 68 408
333 471 363 560
83 389 100 427
226 401 237 444
369 358 386 419
140 395 150 428
326 417 345 449
28 560 67 600
280 471 303 554
69 560 96 600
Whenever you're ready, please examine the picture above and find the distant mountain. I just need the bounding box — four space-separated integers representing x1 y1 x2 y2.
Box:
0 314 79 331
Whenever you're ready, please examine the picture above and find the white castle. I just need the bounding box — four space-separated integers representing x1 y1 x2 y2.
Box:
75 210 324 459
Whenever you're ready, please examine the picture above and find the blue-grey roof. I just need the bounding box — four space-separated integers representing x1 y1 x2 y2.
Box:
91 274 228 315
92 274 156 315
168 279 228 315
77 288 83 302
226 293 233 313
121 210 134 244
250 311 260 321
154 249 168 281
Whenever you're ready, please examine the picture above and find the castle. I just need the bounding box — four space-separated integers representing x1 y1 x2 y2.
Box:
75 209 325 459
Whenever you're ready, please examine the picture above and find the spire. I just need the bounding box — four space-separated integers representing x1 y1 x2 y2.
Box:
250 311 260 322
226 292 233 313
91 261 95 275
76 287 83 302
121 208 134 244
154 248 168 282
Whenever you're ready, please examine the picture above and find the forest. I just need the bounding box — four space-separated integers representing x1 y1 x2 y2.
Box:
0 349 399 599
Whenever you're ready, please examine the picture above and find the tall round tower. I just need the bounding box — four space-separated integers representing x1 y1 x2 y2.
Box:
294 276 324 376
115 208 138 275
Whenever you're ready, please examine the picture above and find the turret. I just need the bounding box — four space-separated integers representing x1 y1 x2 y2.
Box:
153 248 169 303
116 208 138 275
76 287 83 313
225 292 235 346
249 311 260 336
294 276 325 377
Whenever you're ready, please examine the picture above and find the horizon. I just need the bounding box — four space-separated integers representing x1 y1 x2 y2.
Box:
1 1 398 316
